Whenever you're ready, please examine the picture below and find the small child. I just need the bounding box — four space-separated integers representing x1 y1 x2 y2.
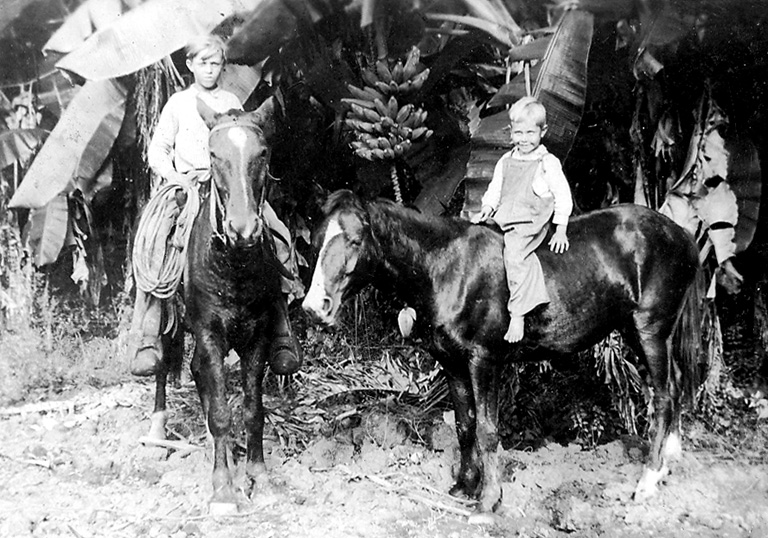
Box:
127 34 302 376
472 97 573 343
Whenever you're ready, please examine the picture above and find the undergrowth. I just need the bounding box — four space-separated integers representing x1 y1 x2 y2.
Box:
2 272 767 465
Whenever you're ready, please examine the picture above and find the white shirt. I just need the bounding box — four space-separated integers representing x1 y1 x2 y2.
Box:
147 85 242 180
481 145 573 226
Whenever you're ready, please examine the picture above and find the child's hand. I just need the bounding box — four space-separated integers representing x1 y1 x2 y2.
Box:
471 205 493 224
549 225 569 254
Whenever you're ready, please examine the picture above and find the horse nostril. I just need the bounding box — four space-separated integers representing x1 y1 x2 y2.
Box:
321 296 333 315
225 218 260 242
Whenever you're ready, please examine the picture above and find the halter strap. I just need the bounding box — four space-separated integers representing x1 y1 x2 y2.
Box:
209 120 260 134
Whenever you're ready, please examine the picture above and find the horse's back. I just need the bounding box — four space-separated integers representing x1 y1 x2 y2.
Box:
530 204 698 352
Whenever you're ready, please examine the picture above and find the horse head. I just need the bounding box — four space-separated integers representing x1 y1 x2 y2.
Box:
302 190 374 324
197 96 277 246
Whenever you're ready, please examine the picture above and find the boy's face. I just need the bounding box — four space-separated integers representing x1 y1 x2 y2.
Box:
510 118 547 154
186 49 224 90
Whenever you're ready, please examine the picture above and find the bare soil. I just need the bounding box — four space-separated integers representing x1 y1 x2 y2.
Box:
1 369 767 538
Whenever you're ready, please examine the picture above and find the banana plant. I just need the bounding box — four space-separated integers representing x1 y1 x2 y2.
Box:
343 47 433 204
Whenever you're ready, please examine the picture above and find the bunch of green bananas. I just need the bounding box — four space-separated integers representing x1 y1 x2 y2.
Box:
343 46 433 161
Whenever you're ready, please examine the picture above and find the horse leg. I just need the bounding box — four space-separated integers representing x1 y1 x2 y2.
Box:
149 352 169 441
191 333 237 512
468 352 502 516
429 337 482 499
239 333 269 494
631 323 681 500
444 369 481 498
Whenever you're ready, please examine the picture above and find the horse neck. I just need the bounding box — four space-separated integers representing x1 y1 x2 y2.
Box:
366 202 443 297
195 194 269 280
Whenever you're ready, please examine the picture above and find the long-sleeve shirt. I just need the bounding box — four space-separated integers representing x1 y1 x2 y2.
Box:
481 145 573 226
147 85 242 180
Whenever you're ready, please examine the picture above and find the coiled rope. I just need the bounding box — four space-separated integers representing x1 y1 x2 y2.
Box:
132 180 201 299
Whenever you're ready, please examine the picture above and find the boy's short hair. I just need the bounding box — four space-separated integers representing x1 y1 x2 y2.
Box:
185 34 227 61
508 96 547 126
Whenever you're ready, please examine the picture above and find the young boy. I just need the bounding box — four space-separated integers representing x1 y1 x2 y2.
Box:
472 97 573 343
127 34 303 376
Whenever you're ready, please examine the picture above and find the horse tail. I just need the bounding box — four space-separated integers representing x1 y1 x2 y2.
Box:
670 262 705 407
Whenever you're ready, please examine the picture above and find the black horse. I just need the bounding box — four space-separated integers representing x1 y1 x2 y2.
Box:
146 97 291 512
302 189 701 519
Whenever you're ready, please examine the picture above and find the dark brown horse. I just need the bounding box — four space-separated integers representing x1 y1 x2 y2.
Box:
302 189 701 520
147 97 291 513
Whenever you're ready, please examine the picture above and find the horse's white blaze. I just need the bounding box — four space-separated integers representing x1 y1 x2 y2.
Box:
227 127 251 200
227 126 249 149
303 217 343 318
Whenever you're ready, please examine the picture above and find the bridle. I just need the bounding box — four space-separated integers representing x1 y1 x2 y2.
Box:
207 120 269 244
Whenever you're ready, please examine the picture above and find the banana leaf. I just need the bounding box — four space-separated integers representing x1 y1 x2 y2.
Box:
461 0 522 40
726 137 761 253
487 62 542 108
225 0 321 65
637 3 689 50
219 63 262 105
55 0 264 81
43 0 130 55
9 79 127 209
425 13 519 48
78 159 113 203
27 193 70 267
533 9 593 161
0 128 48 170
565 0 634 19
508 36 551 61
0 0 43 35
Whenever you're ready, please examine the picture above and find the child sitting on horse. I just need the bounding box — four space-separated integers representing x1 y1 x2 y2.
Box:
472 96 573 343
126 34 304 376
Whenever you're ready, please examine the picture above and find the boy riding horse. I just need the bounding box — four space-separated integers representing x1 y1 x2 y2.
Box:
127 34 303 377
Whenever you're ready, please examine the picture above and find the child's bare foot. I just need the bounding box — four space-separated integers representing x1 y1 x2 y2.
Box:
504 316 524 343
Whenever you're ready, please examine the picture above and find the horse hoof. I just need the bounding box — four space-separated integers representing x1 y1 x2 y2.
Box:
633 464 669 501
209 501 239 516
467 511 496 526
448 484 471 499
147 411 169 441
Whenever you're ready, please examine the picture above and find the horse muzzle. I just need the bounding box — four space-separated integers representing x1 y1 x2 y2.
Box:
302 291 336 325
224 215 263 246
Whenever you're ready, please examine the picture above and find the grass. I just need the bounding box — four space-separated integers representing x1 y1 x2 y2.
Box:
2 282 767 467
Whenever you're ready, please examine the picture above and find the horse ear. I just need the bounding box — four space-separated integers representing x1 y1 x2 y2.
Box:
197 97 219 130
250 96 281 141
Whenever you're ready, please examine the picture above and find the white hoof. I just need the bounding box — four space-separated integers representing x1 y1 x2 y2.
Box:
633 463 669 501
209 501 239 516
147 411 168 441
467 512 496 526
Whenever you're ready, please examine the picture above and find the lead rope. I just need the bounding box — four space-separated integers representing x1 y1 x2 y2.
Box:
132 179 202 300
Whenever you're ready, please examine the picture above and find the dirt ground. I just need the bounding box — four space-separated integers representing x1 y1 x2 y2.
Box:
1 365 767 538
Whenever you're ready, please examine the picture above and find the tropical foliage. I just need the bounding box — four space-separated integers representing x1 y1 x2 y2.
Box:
1 1 768 426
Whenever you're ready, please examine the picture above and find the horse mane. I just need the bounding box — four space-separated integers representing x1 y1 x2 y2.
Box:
322 189 366 217
214 109 263 131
